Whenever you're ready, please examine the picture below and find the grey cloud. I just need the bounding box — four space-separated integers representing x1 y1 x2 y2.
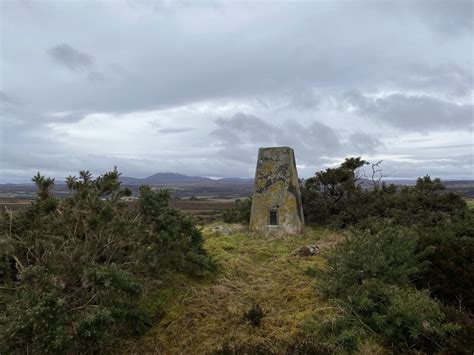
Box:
397 63 473 98
213 113 279 144
0 90 19 105
48 43 94 72
278 86 322 111
211 113 279 163
414 1 473 35
87 71 106 83
348 132 384 154
3 1 468 116
148 120 194 134
157 127 194 134
0 91 21 120
381 154 473 180
211 113 346 167
344 92 473 131
1 1 472 181
284 120 344 159
419 144 473 151
372 1 473 36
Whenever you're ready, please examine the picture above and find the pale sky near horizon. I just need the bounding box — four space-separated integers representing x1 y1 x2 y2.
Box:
1 0 473 182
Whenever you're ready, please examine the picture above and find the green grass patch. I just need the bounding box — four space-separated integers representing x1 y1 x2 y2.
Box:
465 198 474 210
125 225 343 354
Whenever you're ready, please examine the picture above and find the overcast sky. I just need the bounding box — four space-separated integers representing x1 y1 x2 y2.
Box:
1 0 473 182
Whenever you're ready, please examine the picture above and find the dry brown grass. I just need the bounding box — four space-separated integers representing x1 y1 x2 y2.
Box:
127 225 344 354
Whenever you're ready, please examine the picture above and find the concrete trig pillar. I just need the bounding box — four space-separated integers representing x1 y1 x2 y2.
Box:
249 147 305 236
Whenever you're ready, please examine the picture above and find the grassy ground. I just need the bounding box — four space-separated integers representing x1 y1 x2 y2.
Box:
465 198 474 209
125 225 344 354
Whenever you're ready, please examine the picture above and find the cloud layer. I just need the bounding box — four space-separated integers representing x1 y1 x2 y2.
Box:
1 0 472 182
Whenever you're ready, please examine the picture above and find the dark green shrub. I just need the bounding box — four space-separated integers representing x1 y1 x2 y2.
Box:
319 224 428 297
301 157 368 226
416 230 474 312
301 159 473 351
307 226 456 353
222 197 252 224
440 306 474 354
2 267 72 354
0 168 212 353
243 303 265 327
302 159 469 230
138 185 214 275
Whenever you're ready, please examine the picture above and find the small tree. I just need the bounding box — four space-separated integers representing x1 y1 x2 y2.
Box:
301 157 368 225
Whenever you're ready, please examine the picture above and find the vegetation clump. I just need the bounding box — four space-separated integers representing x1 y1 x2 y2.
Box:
0 168 212 353
307 225 456 353
301 157 474 353
243 303 265 327
222 197 252 224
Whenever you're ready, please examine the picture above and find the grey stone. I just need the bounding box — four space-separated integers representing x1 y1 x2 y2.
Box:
249 147 305 236
294 245 320 257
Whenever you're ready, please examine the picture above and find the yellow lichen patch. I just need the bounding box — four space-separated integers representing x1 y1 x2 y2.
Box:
127 227 341 354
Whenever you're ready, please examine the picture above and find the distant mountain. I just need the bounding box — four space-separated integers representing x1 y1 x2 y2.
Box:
120 172 214 185
143 172 211 183
119 173 257 185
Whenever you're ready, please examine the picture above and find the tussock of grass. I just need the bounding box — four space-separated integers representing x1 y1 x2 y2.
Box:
131 225 344 354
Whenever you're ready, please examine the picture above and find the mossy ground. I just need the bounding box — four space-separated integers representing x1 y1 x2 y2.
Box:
465 198 474 209
121 225 344 354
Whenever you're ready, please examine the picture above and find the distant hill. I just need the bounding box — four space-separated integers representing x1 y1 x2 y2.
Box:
120 173 254 185
120 172 213 185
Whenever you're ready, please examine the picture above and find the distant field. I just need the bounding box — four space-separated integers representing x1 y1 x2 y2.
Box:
171 199 235 222
0 198 31 210
0 198 235 222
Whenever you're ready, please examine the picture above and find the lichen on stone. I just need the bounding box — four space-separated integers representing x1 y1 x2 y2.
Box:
249 147 305 236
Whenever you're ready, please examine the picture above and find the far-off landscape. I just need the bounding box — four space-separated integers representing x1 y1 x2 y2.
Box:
1 1 473 354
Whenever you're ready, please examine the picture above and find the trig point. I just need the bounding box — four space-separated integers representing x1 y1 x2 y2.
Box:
249 147 305 236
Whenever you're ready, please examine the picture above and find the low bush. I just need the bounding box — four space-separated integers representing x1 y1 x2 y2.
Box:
0 168 213 353
416 229 474 312
222 198 252 224
440 305 474 354
301 159 469 230
302 158 473 351
307 226 456 353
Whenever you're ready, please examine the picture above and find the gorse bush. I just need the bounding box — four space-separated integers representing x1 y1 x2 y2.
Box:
0 168 213 353
138 185 214 275
302 159 473 352
302 158 469 229
415 228 474 312
222 197 252 224
319 224 428 297
302 159 473 307
308 226 457 353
